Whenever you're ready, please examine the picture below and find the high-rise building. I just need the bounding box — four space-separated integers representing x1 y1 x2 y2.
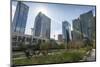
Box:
72 18 82 40
12 2 29 34
58 34 63 42
80 10 93 40
34 12 51 39
62 21 71 43
91 16 96 39
73 18 81 32
72 10 94 40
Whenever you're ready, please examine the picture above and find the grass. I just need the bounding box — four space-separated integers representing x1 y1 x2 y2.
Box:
13 48 87 65
13 54 24 58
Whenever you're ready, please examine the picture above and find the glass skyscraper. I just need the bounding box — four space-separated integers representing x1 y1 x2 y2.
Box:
72 10 94 40
12 2 29 34
34 12 51 39
80 10 93 40
72 18 82 40
62 21 71 43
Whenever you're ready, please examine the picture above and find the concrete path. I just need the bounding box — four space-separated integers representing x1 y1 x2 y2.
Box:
86 49 96 61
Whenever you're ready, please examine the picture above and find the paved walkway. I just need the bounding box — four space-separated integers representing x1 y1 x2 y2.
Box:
86 49 96 61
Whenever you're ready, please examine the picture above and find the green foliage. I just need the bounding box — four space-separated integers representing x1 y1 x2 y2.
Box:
83 38 93 47
40 41 50 50
50 39 59 49
19 42 27 50
70 41 84 49
58 43 65 49
40 40 51 56
13 49 86 65
63 51 84 62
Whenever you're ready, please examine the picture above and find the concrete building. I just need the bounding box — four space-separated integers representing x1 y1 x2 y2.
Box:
34 12 51 39
12 2 29 34
62 21 71 43
58 34 63 42
12 32 48 50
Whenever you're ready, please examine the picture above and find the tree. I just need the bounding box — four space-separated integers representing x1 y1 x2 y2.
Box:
58 43 65 49
40 40 51 56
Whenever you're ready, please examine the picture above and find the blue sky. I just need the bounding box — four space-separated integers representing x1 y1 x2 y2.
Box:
12 1 95 40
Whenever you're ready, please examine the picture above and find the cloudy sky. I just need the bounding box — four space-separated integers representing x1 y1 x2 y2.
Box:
12 1 95 40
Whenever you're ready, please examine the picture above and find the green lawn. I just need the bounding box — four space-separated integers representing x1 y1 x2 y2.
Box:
13 48 87 65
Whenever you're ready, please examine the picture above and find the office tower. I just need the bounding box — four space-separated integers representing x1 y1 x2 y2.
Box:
62 21 71 43
72 10 94 40
80 10 93 40
12 2 29 34
91 16 96 39
34 12 51 39
72 18 82 40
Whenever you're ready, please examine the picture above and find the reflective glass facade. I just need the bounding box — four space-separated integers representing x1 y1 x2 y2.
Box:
12 2 29 34
62 21 71 42
34 12 51 39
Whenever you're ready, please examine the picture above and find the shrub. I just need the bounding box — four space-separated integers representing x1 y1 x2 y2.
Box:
13 49 86 65
58 43 65 49
40 40 51 55
19 42 27 51
69 41 84 49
